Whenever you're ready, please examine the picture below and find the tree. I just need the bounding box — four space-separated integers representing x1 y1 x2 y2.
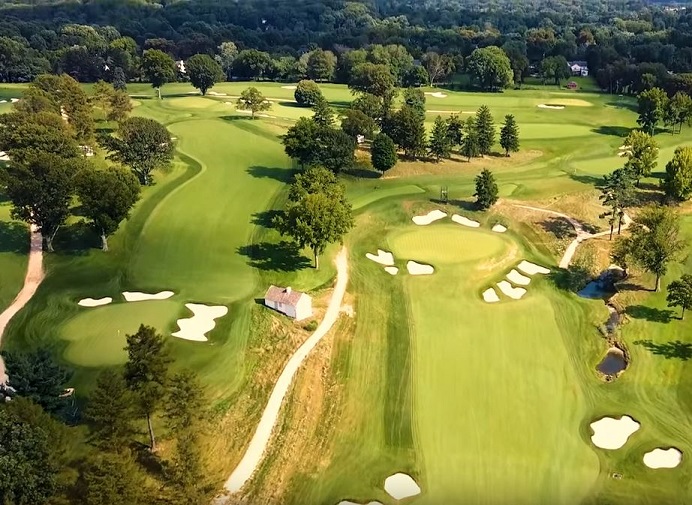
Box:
164 370 207 436
348 63 395 98
446 114 464 150
166 432 209 505
2 153 80 251
316 128 356 173
475 105 495 155
75 166 140 251
351 93 383 123
637 87 668 135
92 80 114 110
112 66 127 91
403 65 429 87
107 90 132 123
403 87 426 119
141 49 176 99
600 168 634 239
312 96 334 128
467 46 513 91
663 146 692 201
0 111 80 163
371 133 397 173
421 52 454 87
77 451 147 505
306 48 337 81
283 117 322 167
618 205 686 291
124 324 171 451
367 44 414 85
186 54 224 96
236 87 271 119
667 274 692 319
474 169 499 210
461 116 480 161
386 105 426 159
294 79 322 107
83 369 135 448
32 74 94 143
340 109 376 139
288 166 343 202
502 42 529 85
100 117 173 185
275 192 353 269
216 41 238 79
1 349 72 413
623 130 658 185
232 49 273 80
540 56 571 85
669 92 692 133
428 116 452 161
499 114 520 156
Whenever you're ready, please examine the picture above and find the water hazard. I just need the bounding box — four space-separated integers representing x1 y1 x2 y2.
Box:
597 347 627 375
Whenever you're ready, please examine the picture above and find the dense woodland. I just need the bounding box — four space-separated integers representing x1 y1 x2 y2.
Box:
3 0 692 94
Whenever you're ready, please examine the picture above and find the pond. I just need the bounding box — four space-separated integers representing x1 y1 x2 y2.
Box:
597 347 627 375
578 279 616 299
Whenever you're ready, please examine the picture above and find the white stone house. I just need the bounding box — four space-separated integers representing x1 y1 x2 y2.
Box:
568 61 589 76
264 285 312 321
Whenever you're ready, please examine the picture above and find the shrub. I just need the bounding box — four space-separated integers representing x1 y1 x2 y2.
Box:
294 80 322 107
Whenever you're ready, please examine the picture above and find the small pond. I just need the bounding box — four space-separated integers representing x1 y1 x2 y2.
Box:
597 347 627 375
578 279 616 299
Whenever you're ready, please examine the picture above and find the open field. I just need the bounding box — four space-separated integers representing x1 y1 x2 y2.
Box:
1 80 691 504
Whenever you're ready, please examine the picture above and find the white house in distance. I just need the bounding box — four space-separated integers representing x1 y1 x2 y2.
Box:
264 285 312 321
568 61 589 76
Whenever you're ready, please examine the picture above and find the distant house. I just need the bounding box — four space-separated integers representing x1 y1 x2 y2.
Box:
566 81 579 90
264 285 312 321
568 61 589 77
176 60 186 74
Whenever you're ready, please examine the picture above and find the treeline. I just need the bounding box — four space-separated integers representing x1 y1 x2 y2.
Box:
4 0 692 95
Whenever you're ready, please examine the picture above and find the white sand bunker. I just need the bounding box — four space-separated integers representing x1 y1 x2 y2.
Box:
643 448 682 469
172 303 228 342
482 288 500 303
452 214 480 228
207 91 227 96
590 415 640 450
384 473 421 500
123 291 174 302
538 104 564 109
517 260 550 275
507 269 531 286
407 261 434 275
497 280 526 300
366 249 394 266
0 151 9 161
337 501 382 505
282 85 297 89
78 297 112 307
10 98 19 103
425 92 447 98
618 145 631 150
492 224 507 233
384 266 399 275
412 209 447 225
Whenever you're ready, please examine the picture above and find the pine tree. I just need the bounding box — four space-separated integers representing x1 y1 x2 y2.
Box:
461 116 480 161
312 96 334 128
371 133 397 172
84 369 136 449
112 67 127 91
446 114 464 150
499 114 519 156
428 115 452 161
475 105 495 155
474 168 499 210
599 168 634 239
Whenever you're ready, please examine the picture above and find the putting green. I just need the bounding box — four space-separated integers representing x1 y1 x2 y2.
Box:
60 301 181 367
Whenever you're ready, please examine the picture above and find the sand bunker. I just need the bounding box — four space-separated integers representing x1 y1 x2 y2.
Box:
537 104 564 110
123 291 174 302
78 297 113 307
407 261 434 275
384 473 421 500
451 214 480 228
366 249 394 266
10 98 18 103
590 415 640 449
207 91 227 96
172 303 228 342
497 280 526 300
384 266 399 275
0 151 9 161
412 209 447 225
618 145 631 150
282 85 297 89
507 269 531 286
517 260 550 275
492 224 507 233
337 502 382 505
643 448 682 469
425 92 447 98
482 288 500 303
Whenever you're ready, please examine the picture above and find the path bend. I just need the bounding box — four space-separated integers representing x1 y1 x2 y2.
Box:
221 247 349 495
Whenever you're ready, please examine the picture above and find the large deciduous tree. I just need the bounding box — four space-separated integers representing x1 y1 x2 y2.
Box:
294 79 322 107
474 169 499 210
667 274 692 319
141 49 176 99
31 73 94 143
99 116 173 185
283 117 322 167
348 62 396 99
124 324 171 452
663 146 692 201
540 55 571 85
75 166 141 251
236 86 271 118
475 105 495 155
0 111 80 163
421 51 454 87
306 48 337 81
467 46 513 91
623 130 658 185
340 109 376 139
371 133 397 173
637 87 668 135
500 114 520 156
186 54 224 96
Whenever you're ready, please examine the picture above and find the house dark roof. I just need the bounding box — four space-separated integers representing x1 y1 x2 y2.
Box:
264 285 307 306
569 60 588 67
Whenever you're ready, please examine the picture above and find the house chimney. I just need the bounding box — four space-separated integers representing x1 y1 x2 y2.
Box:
285 287 292 294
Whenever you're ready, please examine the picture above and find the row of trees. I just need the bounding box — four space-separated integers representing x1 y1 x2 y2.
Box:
637 87 692 136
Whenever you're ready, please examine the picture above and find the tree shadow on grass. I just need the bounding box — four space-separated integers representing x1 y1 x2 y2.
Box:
539 216 577 240
616 282 650 292
0 221 29 254
625 305 674 323
251 209 282 229
569 172 604 188
633 339 692 360
592 125 632 137
238 241 311 272
246 165 295 183
53 222 96 256
343 166 381 179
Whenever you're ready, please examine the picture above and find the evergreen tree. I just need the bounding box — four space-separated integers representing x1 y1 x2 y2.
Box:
371 133 397 172
77 450 147 505
83 369 135 448
446 114 464 150
387 104 426 159
474 168 499 210
112 67 127 91
428 115 452 161
663 146 692 201
312 96 334 128
475 105 495 155
599 168 634 239
499 114 520 156
403 87 426 119
461 116 480 161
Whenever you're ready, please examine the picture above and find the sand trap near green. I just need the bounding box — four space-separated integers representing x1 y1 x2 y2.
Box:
60 301 181 367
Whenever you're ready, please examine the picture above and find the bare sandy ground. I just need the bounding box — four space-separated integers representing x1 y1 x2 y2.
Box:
0 227 44 340
589 415 640 449
384 473 421 500
172 303 228 342
643 448 682 469
366 249 394 266
407 261 434 275
412 209 447 225
497 280 526 299
482 288 500 303
537 104 564 109
451 214 480 228
122 291 174 302
492 224 507 233
222 248 349 494
384 266 399 275
507 269 531 286
78 297 113 307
